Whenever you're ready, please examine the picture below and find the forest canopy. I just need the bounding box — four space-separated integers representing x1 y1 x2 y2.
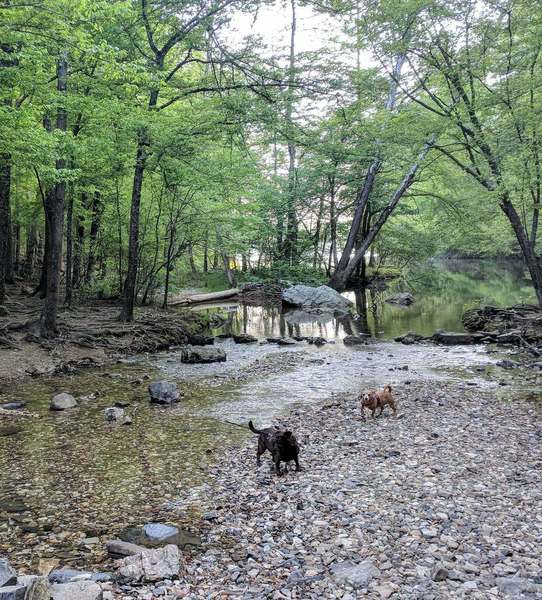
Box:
1 0 541 335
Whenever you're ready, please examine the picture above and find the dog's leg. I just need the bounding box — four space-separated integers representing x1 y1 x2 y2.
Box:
273 452 282 476
256 438 265 466
294 454 302 472
371 407 376 419
378 404 384 417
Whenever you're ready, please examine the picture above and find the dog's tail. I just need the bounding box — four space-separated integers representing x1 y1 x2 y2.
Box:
384 384 392 393
248 420 263 434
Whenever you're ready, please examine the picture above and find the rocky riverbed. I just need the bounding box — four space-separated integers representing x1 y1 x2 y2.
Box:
2 325 542 598
6 376 536 599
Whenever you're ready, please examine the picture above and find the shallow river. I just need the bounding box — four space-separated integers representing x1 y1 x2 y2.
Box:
0 259 539 569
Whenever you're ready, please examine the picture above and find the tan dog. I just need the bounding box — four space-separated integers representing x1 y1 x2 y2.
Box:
360 384 397 419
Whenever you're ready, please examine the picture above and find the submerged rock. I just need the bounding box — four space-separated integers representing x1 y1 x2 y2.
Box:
49 393 77 411
233 333 258 344
395 331 426 344
119 523 201 549
385 292 415 306
0 402 26 411
116 544 180 582
148 381 181 404
0 559 17 587
180 347 226 363
282 284 352 313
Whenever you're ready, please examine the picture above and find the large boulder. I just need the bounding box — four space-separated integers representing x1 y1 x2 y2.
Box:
50 581 102 600
385 292 415 306
17 576 50 600
180 347 226 364
49 393 77 411
0 559 16 587
148 381 181 404
116 544 180 583
282 285 352 313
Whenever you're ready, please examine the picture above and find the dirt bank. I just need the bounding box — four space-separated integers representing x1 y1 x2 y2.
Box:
0 284 206 386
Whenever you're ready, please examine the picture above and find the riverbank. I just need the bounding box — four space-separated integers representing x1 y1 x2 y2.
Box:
0 284 206 385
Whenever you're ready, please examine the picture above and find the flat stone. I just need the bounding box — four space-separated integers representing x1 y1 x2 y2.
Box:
180 347 227 364
105 540 146 558
0 559 16 587
233 334 258 344
432 331 477 345
0 585 26 600
0 402 26 411
50 581 102 600
331 560 380 589
117 544 180 582
49 568 91 583
282 285 352 313
49 393 77 411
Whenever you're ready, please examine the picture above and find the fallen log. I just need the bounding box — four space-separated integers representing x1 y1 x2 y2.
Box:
169 288 240 306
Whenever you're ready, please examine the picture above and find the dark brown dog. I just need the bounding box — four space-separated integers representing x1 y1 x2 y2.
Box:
360 384 397 419
249 420 301 476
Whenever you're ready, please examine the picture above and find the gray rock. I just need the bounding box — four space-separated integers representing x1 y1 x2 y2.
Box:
104 406 131 424
0 559 16 587
233 334 258 344
496 359 518 369
148 381 181 404
282 285 352 313
117 544 180 582
497 577 542 597
0 586 25 600
142 523 179 545
50 581 103 600
343 335 369 346
395 332 426 345
0 402 26 411
17 576 50 600
180 347 227 363
49 393 77 411
119 523 200 549
186 334 214 346
106 540 147 558
49 568 91 583
385 292 415 306
431 566 448 581
432 331 477 345
331 560 380 589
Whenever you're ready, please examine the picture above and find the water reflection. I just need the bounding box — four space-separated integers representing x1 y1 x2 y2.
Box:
199 259 535 340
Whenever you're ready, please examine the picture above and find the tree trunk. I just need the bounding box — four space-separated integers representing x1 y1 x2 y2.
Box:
24 223 37 279
64 194 74 305
500 195 542 306
329 135 436 290
282 0 298 265
188 242 197 273
0 154 11 304
85 191 102 284
40 54 68 337
72 202 85 289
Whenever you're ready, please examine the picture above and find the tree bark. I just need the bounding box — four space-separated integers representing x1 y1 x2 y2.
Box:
72 200 85 289
85 191 102 284
64 194 74 305
40 54 68 336
329 135 436 290
0 154 11 304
